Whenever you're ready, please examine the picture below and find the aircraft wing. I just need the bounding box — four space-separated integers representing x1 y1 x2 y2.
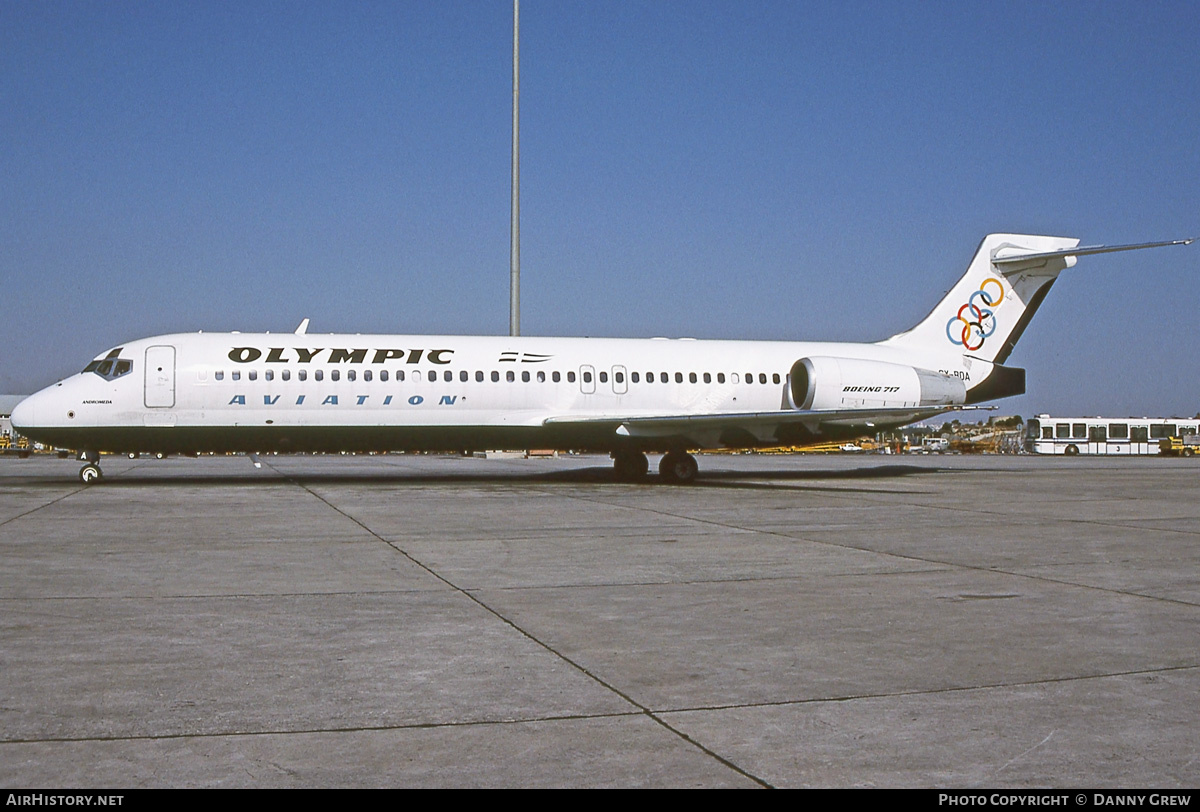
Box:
545 405 985 448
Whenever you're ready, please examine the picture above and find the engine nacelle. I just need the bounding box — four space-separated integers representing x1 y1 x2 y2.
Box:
789 356 966 411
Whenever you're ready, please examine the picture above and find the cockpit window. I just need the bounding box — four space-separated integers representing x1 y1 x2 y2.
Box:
83 348 133 381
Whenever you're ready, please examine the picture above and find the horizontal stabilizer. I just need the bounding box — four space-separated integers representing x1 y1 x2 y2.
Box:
991 238 1194 267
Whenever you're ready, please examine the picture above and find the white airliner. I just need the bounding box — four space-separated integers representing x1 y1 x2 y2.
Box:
11 233 1192 484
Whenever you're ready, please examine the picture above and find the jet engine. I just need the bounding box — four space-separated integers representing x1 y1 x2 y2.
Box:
789 356 966 411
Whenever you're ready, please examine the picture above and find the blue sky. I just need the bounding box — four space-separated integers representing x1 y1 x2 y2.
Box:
3 1 1197 418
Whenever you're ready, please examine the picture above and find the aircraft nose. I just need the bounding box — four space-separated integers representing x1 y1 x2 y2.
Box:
9 395 35 431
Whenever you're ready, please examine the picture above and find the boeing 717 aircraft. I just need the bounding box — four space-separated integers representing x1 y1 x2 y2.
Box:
11 233 1192 483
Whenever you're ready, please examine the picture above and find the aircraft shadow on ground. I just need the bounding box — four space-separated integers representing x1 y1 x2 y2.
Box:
18 461 941 492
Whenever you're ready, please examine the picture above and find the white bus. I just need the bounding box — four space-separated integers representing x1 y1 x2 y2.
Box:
1025 415 1200 455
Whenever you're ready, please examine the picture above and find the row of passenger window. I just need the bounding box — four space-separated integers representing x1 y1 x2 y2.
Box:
208 369 785 385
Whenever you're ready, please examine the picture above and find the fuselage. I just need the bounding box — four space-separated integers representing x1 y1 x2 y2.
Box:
15 234 1190 476
12 331 971 455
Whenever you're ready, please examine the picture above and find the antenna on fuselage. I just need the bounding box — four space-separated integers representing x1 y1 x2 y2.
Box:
295 318 310 335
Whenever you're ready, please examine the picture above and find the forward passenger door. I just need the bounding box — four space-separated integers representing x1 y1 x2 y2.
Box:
144 345 176 408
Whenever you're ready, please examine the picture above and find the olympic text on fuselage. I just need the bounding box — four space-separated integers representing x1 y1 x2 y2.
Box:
228 348 455 365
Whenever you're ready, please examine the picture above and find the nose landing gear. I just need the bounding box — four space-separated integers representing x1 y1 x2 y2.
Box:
77 451 103 485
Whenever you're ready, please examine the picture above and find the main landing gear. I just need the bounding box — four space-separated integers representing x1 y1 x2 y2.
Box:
611 450 700 484
658 451 699 485
77 451 102 485
612 450 650 482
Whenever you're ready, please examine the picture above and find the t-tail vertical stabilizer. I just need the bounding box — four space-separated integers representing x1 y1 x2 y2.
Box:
879 233 1080 365
878 233 1194 402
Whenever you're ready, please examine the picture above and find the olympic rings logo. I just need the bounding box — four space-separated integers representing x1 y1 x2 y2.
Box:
946 278 1004 351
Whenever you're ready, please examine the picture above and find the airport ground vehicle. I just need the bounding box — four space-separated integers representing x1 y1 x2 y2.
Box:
1158 435 1200 457
0 434 32 458
1026 416 1200 455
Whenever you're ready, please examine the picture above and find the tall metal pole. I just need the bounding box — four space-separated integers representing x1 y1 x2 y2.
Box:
509 0 520 337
